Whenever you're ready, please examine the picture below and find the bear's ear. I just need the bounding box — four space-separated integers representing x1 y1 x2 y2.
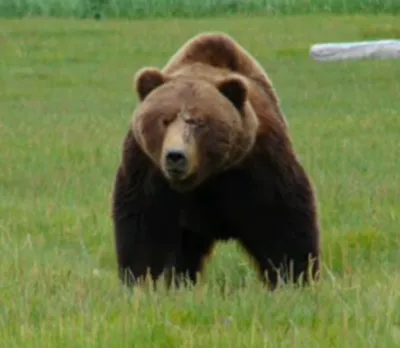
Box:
217 77 247 110
135 67 165 101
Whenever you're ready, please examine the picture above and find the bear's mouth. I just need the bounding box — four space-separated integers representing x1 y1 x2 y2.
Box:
167 173 198 192
166 168 187 179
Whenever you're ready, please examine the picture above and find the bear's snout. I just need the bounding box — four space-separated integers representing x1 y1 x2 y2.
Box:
164 149 189 179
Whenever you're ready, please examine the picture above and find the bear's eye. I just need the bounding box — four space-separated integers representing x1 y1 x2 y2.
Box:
186 118 205 128
162 118 172 127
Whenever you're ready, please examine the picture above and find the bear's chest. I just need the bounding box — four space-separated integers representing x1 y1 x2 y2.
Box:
178 168 276 240
179 195 231 240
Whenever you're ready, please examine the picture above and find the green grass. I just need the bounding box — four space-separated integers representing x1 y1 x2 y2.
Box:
1 0 400 19
1 14 400 347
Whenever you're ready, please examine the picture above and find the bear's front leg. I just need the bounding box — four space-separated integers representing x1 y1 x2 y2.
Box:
241 227 320 290
238 170 321 290
111 166 181 288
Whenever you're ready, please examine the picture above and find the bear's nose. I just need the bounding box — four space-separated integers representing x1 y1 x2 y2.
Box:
165 149 188 177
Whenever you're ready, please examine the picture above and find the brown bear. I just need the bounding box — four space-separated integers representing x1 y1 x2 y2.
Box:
111 32 321 290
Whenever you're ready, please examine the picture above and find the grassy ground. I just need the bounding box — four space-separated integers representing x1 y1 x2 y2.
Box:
1 0 400 19
1 14 400 347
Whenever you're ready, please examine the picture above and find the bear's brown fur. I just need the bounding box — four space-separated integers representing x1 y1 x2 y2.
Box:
111 32 321 290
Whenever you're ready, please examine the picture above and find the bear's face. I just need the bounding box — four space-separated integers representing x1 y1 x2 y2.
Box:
131 68 259 192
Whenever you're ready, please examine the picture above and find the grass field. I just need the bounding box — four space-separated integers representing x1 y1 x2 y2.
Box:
1 14 400 347
1 0 400 19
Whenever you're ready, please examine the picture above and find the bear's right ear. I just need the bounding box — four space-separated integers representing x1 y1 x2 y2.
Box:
217 76 247 111
134 67 165 101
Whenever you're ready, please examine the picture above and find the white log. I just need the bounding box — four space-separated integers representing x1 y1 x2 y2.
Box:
310 40 400 62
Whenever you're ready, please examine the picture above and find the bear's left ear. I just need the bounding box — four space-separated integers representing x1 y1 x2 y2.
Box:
217 77 247 110
134 67 166 101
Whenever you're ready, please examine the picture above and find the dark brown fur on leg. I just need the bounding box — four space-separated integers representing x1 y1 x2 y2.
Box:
198 150 320 290
240 231 319 290
241 171 320 290
111 134 182 288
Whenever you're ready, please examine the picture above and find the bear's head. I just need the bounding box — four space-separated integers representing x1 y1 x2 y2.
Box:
131 67 259 192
